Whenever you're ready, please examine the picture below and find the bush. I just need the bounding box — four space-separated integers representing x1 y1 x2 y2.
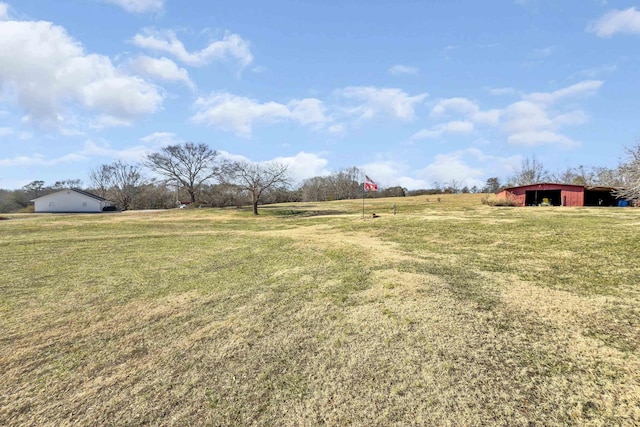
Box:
102 206 118 212
481 195 517 207
17 205 34 213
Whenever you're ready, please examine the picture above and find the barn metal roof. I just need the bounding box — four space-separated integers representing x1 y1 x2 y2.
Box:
500 182 620 192
31 188 110 202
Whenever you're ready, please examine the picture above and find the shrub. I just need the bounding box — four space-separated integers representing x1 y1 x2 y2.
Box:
481 195 517 207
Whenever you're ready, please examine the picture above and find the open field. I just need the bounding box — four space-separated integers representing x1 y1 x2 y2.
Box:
1 194 640 426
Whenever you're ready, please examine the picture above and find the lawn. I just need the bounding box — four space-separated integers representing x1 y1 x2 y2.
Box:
1 194 639 425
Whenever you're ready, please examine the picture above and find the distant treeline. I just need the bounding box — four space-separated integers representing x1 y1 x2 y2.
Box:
2 142 638 213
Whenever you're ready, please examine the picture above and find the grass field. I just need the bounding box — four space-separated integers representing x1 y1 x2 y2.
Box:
1 194 639 426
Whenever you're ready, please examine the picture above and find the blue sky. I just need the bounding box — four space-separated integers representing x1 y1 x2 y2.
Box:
1 0 639 190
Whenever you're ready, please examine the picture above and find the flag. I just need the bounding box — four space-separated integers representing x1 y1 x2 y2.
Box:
364 175 378 192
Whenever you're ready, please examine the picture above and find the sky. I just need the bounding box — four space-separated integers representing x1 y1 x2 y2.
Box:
1 0 640 190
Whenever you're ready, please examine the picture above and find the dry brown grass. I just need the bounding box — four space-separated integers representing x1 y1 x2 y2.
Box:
1 196 640 425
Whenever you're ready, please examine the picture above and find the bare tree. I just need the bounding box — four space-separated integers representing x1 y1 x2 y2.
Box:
301 176 330 202
145 143 219 203
553 167 580 185
332 167 361 200
300 167 362 202
221 160 291 215
614 142 640 200
509 156 549 186
571 165 595 186
111 161 146 210
593 166 625 187
22 180 45 199
54 179 83 189
90 164 114 199
90 161 146 210
552 165 624 187
444 179 461 194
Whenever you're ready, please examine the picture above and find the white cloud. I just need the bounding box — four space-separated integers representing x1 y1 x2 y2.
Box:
191 92 290 137
430 97 501 126
287 98 329 127
271 152 331 183
463 148 522 172
0 18 163 130
501 101 549 134
552 110 588 127
130 56 194 89
132 29 253 69
358 152 521 190
499 81 601 147
328 124 346 135
358 158 428 190
191 87 429 136
338 86 428 121
388 64 419 76
217 150 251 164
0 2 9 20
523 80 603 104
501 101 581 147
80 139 154 161
417 148 520 189
101 0 164 14
396 176 429 190
0 152 84 167
140 132 181 147
426 81 600 147
0 135 174 169
473 109 502 126
411 120 474 140
588 7 640 37
82 76 163 121
431 97 479 117
91 116 135 129
571 64 617 79
359 160 403 187
216 150 330 184
0 127 12 137
191 92 331 136
420 152 485 188
507 131 577 147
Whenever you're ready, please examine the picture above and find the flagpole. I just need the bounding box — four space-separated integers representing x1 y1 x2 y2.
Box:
362 173 365 219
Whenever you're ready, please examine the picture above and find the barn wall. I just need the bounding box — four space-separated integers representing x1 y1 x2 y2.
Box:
496 190 526 206
561 188 584 206
35 190 104 212
496 184 586 207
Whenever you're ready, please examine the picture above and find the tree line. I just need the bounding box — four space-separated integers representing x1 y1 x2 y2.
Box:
2 141 640 213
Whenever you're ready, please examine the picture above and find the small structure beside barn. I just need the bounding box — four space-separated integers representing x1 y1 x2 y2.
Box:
496 183 623 207
32 189 114 213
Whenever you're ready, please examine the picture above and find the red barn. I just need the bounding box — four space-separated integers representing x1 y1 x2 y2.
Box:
496 183 619 207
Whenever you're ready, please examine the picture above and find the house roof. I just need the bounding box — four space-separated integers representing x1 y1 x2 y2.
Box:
31 188 109 202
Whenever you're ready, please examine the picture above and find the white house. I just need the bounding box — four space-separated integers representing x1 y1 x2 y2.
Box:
32 189 114 213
